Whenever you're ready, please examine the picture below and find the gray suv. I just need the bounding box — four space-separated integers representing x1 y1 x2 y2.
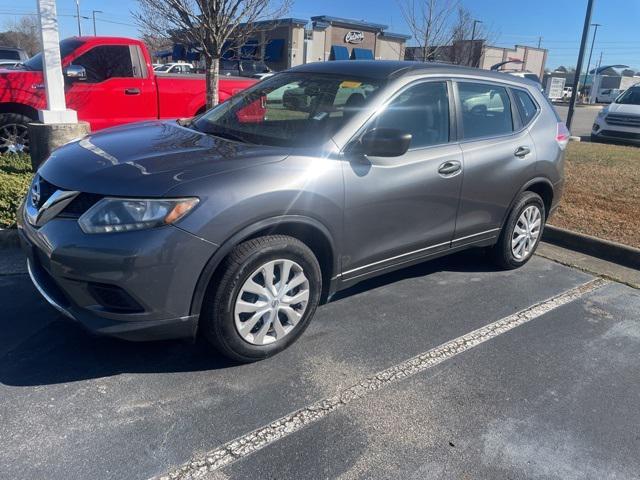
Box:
18 61 569 362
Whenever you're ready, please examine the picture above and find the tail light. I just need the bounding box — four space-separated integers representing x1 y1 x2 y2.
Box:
556 122 570 149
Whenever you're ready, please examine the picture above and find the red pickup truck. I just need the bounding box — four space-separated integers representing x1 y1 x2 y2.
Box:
0 36 256 153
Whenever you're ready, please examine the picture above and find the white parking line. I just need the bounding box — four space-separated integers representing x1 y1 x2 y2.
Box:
156 278 609 480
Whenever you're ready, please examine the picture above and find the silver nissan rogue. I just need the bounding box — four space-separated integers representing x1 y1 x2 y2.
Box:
18 61 569 362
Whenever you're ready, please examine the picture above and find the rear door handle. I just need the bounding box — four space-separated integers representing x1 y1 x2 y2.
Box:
438 160 462 177
124 88 141 95
514 146 531 158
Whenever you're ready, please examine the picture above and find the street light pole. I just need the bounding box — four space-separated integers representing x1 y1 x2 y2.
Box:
92 10 103 36
584 23 601 101
469 19 482 67
75 0 81 36
566 0 595 130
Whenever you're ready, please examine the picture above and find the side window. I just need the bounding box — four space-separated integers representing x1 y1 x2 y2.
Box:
513 89 539 126
458 82 513 140
71 45 134 83
372 81 450 149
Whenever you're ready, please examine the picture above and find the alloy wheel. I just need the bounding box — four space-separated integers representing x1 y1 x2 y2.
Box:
511 205 542 260
234 259 310 346
0 123 29 153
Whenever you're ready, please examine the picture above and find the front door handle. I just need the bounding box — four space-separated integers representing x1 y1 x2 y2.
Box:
514 146 531 158
124 88 141 95
438 160 462 177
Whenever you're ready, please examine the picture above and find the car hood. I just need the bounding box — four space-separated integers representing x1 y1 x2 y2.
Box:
38 121 290 196
606 103 640 115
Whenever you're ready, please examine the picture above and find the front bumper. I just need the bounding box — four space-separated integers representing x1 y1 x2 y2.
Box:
18 208 218 341
592 120 640 144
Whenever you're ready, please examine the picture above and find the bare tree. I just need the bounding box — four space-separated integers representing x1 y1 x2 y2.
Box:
133 0 290 108
397 0 460 62
0 16 40 57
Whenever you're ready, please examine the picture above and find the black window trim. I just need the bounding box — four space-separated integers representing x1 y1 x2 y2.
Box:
453 78 532 144
510 86 541 129
344 77 458 155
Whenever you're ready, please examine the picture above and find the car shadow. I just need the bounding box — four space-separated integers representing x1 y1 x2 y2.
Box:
0 248 500 387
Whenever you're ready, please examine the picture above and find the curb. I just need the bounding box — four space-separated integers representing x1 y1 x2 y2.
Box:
0 228 20 249
543 225 640 270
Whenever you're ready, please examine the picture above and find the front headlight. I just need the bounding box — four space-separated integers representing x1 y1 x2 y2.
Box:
78 197 199 234
597 108 607 118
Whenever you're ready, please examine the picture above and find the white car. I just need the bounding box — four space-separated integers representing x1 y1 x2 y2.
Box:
592 84 640 144
595 88 623 104
154 62 195 74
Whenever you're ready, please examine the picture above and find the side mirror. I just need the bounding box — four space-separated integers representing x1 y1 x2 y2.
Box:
64 65 86 81
353 128 412 157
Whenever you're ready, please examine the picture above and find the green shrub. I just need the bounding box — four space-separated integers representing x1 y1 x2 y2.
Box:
0 154 33 228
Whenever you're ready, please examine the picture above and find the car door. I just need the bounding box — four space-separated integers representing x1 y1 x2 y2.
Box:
65 44 157 131
341 80 463 280
453 81 538 247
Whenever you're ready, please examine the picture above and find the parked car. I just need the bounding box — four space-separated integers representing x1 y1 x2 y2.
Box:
0 37 256 153
592 84 640 144
154 62 194 74
220 58 272 78
0 60 22 69
595 88 623 104
18 61 568 362
0 46 28 63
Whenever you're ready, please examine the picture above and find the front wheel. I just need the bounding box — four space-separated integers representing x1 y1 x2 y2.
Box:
489 191 546 269
201 235 322 362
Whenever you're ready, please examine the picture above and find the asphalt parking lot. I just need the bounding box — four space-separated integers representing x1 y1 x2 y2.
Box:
554 104 600 138
1 247 639 480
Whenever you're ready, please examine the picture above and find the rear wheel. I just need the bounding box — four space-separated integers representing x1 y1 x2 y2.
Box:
490 191 545 269
201 235 322 362
0 113 32 154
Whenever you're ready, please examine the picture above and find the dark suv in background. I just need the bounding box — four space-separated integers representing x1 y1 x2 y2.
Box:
19 61 569 362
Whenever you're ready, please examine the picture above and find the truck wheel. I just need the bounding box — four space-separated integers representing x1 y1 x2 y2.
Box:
489 191 546 270
0 113 32 154
201 235 322 362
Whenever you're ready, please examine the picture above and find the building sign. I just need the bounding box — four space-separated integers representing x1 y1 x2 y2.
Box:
344 31 365 44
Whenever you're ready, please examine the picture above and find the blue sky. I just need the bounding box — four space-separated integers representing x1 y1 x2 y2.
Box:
1 0 638 70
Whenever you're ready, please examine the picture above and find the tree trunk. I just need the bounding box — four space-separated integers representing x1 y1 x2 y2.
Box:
205 56 220 109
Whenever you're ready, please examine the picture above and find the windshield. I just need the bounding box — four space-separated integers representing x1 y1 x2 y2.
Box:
193 72 384 147
22 39 85 71
615 87 640 105
155 64 171 72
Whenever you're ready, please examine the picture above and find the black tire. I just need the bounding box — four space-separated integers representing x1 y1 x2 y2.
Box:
490 191 546 270
0 113 32 154
201 235 322 362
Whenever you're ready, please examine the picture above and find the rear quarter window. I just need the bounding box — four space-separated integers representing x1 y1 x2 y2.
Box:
512 89 539 126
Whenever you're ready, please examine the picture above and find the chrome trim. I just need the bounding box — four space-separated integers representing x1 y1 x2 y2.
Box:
451 228 500 244
27 260 75 320
342 240 450 277
26 187 80 227
341 228 502 278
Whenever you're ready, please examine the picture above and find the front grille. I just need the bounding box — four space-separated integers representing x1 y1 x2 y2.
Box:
35 177 58 208
605 113 640 127
600 130 640 140
59 193 103 218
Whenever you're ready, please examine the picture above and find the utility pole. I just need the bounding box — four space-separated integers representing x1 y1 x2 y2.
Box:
566 0 595 130
538 36 542 49
584 23 601 95
469 19 482 67
597 51 603 69
92 10 102 36
75 0 81 36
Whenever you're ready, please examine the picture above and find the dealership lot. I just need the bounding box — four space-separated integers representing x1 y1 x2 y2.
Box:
1 248 639 479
